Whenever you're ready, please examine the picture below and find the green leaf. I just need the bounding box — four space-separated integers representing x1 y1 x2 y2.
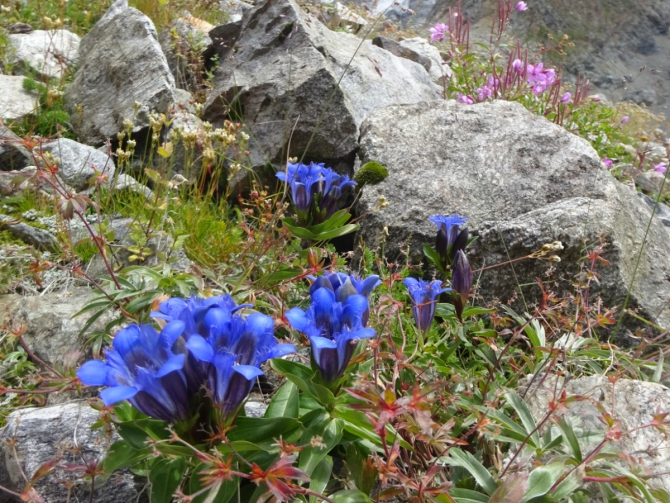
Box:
149 457 186 503
298 417 343 476
226 416 303 448
330 489 372 503
504 391 540 446
488 472 529 503
448 488 489 503
444 449 498 496
521 464 565 502
283 218 317 240
309 209 352 235
423 243 443 265
653 350 664 382
462 306 496 317
117 420 170 449
102 440 151 474
271 358 336 406
555 417 582 463
265 381 300 418
550 466 584 500
310 224 359 242
309 456 333 503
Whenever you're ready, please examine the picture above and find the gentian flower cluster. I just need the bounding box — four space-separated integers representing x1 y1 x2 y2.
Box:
404 278 450 335
429 214 474 320
285 273 379 382
276 161 356 226
77 295 296 425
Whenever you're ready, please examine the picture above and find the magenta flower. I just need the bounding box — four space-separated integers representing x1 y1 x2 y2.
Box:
654 162 667 174
527 62 556 96
560 92 571 103
621 116 629 124
603 157 613 168
516 1 528 11
512 58 523 72
429 23 449 44
457 93 474 105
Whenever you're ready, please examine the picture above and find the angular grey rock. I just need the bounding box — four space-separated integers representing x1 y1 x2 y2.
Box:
0 125 32 171
623 87 656 106
219 0 253 22
203 0 439 179
0 402 148 503
34 138 116 191
0 214 59 252
373 36 452 82
635 170 669 196
112 173 154 198
64 0 175 145
356 100 670 332
158 15 213 91
0 288 117 367
524 375 670 493
638 192 670 227
0 75 37 121
7 29 80 80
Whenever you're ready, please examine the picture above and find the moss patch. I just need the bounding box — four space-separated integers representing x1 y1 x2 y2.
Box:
355 161 389 187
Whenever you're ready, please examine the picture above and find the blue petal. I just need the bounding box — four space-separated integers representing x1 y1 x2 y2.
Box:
285 307 310 331
112 325 140 358
156 353 185 378
162 320 186 344
310 336 337 350
358 275 382 296
76 360 109 385
342 294 368 328
233 365 265 380
185 335 214 362
266 343 297 359
312 287 336 321
100 385 138 406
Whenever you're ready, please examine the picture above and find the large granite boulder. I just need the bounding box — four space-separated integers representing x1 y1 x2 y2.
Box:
203 0 440 181
33 138 116 191
8 29 80 80
64 0 175 145
0 402 147 503
524 375 670 493
355 99 670 332
0 288 117 368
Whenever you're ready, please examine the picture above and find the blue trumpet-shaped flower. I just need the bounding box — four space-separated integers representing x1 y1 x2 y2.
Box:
451 250 473 320
403 277 450 335
184 310 296 419
309 272 381 326
285 287 375 382
276 162 356 225
76 321 190 422
429 214 469 265
150 295 253 394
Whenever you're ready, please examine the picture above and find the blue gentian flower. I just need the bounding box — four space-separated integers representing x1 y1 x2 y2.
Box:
429 214 469 265
276 162 356 225
150 295 253 394
451 250 473 320
184 310 296 420
309 272 381 326
403 277 450 335
285 287 375 382
76 321 190 422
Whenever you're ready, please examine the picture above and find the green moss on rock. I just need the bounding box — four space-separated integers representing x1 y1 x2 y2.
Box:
354 161 388 187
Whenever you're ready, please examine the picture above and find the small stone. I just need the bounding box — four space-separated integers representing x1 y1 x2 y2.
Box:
0 75 37 121
8 29 80 80
0 213 59 252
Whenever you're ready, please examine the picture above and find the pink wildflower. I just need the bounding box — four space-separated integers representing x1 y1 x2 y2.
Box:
654 162 667 174
457 93 474 105
512 59 523 71
516 1 528 11
621 116 629 124
603 157 613 168
560 92 571 103
429 23 449 44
